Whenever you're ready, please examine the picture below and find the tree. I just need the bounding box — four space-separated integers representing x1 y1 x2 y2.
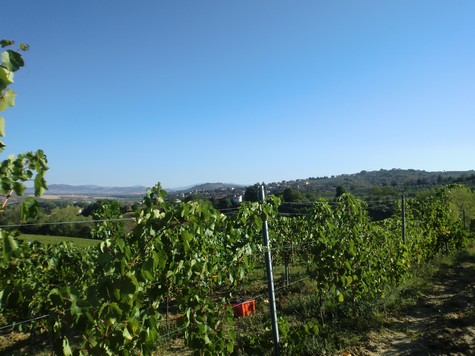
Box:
212 198 233 210
47 206 91 237
81 199 119 217
277 187 307 214
183 194 201 203
335 185 346 198
282 187 304 202
244 184 260 202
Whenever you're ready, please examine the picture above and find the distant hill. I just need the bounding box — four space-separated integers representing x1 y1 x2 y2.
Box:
265 169 475 199
27 184 148 197
171 182 245 194
24 169 475 201
25 182 244 199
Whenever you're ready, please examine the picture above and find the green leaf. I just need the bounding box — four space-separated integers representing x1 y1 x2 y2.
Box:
62 338 73 356
0 67 14 91
348 240 357 257
34 173 47 197
1 50 24 72
21 197 38 222
123 326 133 341
0 39 14 48
1 230 18 263
0 88 16 112
121 274 138 296
33 149 48 168
12 181 25 196
338 293 344 303
141 264 154 281
71 299 90 317
107 302 123 317
155 250 167 270
226 339 234 353
48 288 64 305
0 116 4 137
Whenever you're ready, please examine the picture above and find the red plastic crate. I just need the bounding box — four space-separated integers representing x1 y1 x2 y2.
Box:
231 299 256 317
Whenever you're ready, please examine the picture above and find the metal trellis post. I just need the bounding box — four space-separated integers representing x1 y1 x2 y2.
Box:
401 194 406 244
259 185 280 356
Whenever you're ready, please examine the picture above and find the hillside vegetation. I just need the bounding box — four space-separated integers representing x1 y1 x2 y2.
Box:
265 169 475 198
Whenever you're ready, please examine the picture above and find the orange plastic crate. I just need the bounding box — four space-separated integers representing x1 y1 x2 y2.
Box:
231 299 256 317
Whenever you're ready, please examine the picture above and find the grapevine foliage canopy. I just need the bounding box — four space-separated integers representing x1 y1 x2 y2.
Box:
0 39 48 221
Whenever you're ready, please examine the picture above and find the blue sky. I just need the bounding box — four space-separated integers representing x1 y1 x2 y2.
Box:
3 1 474 188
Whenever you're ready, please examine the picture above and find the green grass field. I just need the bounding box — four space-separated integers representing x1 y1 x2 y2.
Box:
18 234 100 248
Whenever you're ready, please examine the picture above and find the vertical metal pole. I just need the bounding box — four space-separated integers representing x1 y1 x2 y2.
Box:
259 185 280 356
401 194 406 244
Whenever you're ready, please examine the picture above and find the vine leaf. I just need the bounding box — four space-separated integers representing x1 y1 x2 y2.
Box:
1 230 18 263
62 338 73 356
0 88 16 112
34 173 47 197
21 197 39 222
19 43 30 51
0 67 14 90
0 39 14 48
1 50 25 72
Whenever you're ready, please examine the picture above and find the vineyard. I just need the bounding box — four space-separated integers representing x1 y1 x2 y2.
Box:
1 39 474 355
0 182 472 355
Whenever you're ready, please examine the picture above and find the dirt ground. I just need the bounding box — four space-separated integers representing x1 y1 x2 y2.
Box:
352 248 475 355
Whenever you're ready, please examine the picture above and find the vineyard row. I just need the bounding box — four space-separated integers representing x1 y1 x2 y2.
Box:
0 183 471 355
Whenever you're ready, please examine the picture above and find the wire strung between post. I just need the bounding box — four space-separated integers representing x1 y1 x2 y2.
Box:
0 217 135 229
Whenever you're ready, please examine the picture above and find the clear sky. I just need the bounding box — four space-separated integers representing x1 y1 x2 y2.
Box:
3 0 474 189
